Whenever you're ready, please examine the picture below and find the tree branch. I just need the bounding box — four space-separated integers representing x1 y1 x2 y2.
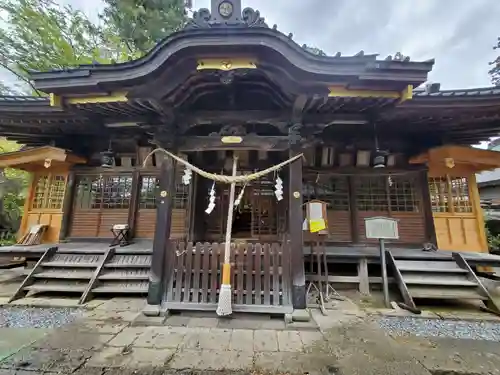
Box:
0 60 42 96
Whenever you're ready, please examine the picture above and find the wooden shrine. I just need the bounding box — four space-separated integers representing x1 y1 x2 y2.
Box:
2 0 500 312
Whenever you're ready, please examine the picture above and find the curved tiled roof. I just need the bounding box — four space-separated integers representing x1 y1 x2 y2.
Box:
413 86 500 97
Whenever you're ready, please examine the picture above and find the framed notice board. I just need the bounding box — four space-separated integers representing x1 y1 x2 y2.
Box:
302 200 329 235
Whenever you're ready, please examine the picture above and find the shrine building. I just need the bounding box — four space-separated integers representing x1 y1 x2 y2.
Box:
1 0 500 316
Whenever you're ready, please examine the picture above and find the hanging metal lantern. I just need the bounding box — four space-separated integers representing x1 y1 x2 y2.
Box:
100 140 115 168
373 152 386 168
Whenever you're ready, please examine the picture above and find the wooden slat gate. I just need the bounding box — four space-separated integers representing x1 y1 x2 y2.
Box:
164 242 292 314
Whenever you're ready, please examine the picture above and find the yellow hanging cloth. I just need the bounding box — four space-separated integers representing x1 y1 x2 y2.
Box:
309 218 326 233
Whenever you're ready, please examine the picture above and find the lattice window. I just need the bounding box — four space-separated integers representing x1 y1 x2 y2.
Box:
429 175 472 213
100 176 133 209
389 176 420 212
302 176 349 211
31 174 66 210
429 177 449 213
47 175 66 209
174 180 189 209
74 176 102 209
139 176 157 209
138 174 189 210
74 175 132 210
251 178 278 236
32 175 49 209
356 176 388 211
450 177 472 213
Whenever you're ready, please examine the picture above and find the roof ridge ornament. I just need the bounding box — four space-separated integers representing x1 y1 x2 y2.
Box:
185 0 268 29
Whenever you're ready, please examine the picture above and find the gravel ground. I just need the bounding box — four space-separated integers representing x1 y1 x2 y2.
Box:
0 307 82 328
378 316 500 341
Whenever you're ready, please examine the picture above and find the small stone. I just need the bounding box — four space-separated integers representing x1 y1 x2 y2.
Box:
292 309 311 322
390 301 401 310
142 304 160 317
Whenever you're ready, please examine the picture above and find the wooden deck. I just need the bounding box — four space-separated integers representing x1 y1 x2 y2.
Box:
2 240 500 305
0 240 153 256
1 241 500 266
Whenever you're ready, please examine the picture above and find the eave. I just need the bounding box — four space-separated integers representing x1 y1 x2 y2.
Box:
30 28 434 94
0 146 86 171
410 146 500 173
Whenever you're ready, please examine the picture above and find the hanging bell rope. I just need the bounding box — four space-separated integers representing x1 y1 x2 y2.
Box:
143 148 304 184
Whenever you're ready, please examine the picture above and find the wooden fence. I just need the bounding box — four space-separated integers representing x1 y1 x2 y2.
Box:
164 242 292 314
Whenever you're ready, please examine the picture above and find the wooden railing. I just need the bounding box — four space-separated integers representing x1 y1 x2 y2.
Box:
165 242 292 313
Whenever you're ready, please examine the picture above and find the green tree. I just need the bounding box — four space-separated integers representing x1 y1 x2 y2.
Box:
0 138 28 236
0 0 188 94
0 0 115 94
489 37 500 86
100 0 188 55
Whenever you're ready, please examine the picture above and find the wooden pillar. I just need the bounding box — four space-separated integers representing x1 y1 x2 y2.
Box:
147 155 177 306
348 176 360 243
419 170 437 245
469 173 488 252
127 170 140 238
289 148 306 309
59 171 76 241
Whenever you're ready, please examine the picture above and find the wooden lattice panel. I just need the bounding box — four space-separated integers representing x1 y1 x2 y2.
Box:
429 176 472 213
165 242 292 311
32 175 49 209
47 175 66 209
31 174 66 210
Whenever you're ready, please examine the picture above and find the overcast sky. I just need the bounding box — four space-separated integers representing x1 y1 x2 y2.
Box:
1 0 499 90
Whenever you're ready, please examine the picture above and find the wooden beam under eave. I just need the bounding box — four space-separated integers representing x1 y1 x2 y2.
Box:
410 145 500 172
0 146 86 171
178 135 293 152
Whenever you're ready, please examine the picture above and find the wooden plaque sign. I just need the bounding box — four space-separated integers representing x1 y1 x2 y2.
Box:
302 200 329 234
364 216 399 240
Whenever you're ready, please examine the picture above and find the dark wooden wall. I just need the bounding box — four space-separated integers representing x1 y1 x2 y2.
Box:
302 169 428 246
66 167 191 241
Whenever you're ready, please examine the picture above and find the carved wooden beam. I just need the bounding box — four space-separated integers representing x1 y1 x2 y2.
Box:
177 135 293 151
176 110 369 130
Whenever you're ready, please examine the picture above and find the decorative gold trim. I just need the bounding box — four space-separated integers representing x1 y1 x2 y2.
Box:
328 85 413 101
197 58 257 71
399 84 413 102
49 93 62 107
66 91 128 104
221 136 243 144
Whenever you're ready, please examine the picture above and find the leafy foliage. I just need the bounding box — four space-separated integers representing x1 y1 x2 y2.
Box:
0 0 187 236
0 0 111 94
0 0 188 93
100 0 188 55
489 37 500 86
0 138 28 233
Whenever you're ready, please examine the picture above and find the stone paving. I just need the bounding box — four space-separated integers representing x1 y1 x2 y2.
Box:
1 293 500 374
0 297 360 374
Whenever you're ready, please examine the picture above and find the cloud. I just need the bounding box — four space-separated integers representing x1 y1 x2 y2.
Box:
195 0 500 88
